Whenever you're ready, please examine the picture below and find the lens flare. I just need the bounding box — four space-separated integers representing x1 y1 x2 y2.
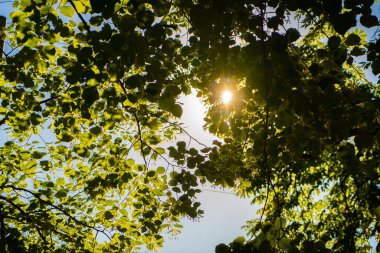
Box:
222 90 232 104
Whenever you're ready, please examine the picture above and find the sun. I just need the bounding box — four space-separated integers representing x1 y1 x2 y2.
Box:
222 90 233 104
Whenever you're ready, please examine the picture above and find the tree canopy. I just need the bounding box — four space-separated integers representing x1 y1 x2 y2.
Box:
1 0 380 252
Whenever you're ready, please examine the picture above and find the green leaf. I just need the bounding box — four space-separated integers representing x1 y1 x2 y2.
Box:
374 206 380 220
171 104 183 118
233 236 245 244
126 159 135 167
147 170 156 177
59 6 75 18
59 132 74 142
40 160 51 171
153 188 164 196
90 126 102 135
45 181 54 188
156 167 165 174
148 135 161 145
82 86 99 107
360 15 378 28
215 244 230 253
286 28 300 43
24 37 40 48
279 238 292 250
20 0 32 9
350 46 365 56
155 147 165 155
104 210 114 220
328 36 341 49
56 177 65 186
372 60 380 75
125 75 144 89
331 12 356 35
346 34 361 46
55 189 67 198
73 1 86 13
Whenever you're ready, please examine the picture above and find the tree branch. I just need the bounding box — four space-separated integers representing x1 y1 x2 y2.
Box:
2 186 112 241
68 0 91 33
39 96 58 104
0 195 27 216
132 112 149 169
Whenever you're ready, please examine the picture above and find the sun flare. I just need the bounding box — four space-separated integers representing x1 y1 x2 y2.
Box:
222 90 233 104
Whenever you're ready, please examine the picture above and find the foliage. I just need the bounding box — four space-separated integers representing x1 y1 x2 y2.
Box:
191 0 380 252
1 0 380 252
0 0 202 252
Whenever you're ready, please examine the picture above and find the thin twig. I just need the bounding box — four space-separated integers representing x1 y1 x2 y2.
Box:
153 114 209 148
